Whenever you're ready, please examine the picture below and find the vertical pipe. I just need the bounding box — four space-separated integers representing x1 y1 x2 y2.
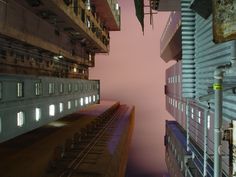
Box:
214 76 223 177
203 108 209 177
186 99 190 151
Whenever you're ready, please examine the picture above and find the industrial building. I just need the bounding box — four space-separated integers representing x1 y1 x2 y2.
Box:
135 0 236 177
0 0 135 177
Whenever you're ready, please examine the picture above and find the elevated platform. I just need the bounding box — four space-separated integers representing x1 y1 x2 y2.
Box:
0 101 135 177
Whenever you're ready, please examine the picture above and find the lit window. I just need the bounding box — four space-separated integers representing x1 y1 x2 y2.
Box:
59 103 63 113
207 115 211 129
35 108 41 121
93 95 96 102
49 104 55 116
35 82 41 96
48 83 55 94
73 67 77 73
17 111 24 127
80 98 84 106
89 54 92 61
85 97 89 105
89 96 92 103
115 3 119 10
198 111 201 124
0 82 2 99
191 108 194 119
181 103 184 112
17 82 23 97
68 83 72 93
75 100 78 107
68 101 71 109
59 83 64 93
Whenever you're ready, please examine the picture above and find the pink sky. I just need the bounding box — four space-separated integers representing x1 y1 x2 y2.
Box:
90 1 174 176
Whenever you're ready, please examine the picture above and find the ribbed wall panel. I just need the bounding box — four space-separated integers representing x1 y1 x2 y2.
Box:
195 14 236 121
181 0 195 98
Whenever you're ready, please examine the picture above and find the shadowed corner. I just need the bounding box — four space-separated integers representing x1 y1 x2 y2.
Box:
125 158 169 177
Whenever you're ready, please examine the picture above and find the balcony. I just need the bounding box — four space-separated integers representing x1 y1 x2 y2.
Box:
91 0 121 31
16 0 111 53
160 11 182 62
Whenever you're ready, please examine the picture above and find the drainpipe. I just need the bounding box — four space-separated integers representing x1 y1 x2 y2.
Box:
186 99 190 151
214 42 236 177
203 105 210 177
213 63 230 177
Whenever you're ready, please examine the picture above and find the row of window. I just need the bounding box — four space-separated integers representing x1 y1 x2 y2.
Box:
167 75 181 84
167 96 211 129
0 95 99 132
0 81 99 99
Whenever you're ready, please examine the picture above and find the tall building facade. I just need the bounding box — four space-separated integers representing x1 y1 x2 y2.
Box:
159 0 236 177
0 0 120 143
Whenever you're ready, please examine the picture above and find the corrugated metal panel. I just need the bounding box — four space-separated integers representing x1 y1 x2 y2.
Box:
181 0 195 98
195 13 236 121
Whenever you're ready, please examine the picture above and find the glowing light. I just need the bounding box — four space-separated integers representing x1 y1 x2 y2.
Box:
80 98 84 106
59 103 63 112
17 111 24 127
35 108 41 121
85 97 89 105
49 104 55 116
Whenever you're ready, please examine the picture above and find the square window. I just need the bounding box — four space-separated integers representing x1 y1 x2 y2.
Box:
17 82 24 97
17 111 24 127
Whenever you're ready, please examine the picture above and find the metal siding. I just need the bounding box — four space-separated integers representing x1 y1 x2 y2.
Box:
181 0 196 98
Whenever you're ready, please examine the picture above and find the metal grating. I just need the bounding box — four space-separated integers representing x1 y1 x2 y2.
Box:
181 0 196 98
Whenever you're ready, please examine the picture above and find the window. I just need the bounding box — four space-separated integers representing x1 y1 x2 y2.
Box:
93 95 96 102
191 108 194 119
68 101 71 109
59 103 63 113
80 98 84 106
207 115 211 129
17 82 23 97
35 82 41 96
89 96 92 103
17 111 24 127
97 94 99 100
75 100 78 107
68 83 72 93
115 3 119 10
49 105 55 116
85 97 89 105
0 82 2 99
75 84 78 92
35 108 41 121
48 83 55 94
59 83 64 93
198 111 201 124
